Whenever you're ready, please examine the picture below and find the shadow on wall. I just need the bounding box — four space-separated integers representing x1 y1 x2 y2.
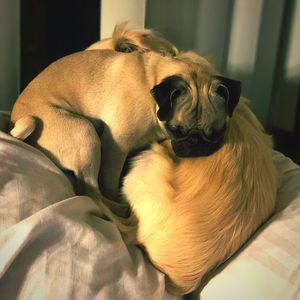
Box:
0 0 20 111
146 0 234 72
269 0 300 132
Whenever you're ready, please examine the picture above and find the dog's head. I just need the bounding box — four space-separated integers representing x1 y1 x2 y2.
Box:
151 52 241 157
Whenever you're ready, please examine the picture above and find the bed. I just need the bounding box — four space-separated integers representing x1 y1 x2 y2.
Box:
0 111 299 300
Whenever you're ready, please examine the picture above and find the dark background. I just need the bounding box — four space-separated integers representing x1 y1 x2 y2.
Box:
21 0 100 89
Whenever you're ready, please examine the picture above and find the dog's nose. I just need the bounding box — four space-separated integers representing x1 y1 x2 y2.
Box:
166 124 185 139
201 126 226 143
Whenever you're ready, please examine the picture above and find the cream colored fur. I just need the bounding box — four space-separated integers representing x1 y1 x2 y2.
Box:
122 99 278 294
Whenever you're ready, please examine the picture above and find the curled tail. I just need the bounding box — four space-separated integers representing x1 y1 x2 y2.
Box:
86 22 178 56
10 116 36 140
112 22 179 56
111 22 140 53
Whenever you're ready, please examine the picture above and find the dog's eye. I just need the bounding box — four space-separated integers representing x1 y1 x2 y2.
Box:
170 88 183 101
216 84 229 100
166 124 185 138
201 125 226 142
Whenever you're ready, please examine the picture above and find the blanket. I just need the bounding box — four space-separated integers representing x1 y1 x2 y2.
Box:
0 115 299 299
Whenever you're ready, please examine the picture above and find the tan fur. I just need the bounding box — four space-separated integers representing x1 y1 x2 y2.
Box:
11 23 178 142
86 22 178 56
122 99 278 294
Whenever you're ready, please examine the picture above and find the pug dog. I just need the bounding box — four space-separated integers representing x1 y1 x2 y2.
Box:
10 31 240 229
122 96 278 294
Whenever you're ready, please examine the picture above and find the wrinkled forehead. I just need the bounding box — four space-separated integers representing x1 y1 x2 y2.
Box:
176 52 217 93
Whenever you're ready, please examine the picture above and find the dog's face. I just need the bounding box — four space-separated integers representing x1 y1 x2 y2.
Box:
151 53 241 157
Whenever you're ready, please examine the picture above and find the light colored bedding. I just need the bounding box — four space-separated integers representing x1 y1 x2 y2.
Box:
0 130 178 300
0 115 299 299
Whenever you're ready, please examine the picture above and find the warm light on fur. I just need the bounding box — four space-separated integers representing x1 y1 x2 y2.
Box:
122 99 278 295
86 22 179 56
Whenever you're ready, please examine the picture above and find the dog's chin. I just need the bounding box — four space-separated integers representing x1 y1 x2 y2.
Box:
171 134 225 157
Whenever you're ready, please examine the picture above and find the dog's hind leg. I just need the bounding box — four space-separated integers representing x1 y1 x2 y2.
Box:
30 107 134 230
10 116 36 140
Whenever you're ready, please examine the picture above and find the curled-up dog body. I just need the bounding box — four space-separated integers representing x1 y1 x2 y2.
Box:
10 38 241 231
122 95 278 294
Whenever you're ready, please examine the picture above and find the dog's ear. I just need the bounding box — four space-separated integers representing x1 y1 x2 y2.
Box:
215 76 241 117
151 75 188 121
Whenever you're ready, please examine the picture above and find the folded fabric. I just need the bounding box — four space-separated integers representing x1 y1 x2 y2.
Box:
0 115 299 300
0 129 179 300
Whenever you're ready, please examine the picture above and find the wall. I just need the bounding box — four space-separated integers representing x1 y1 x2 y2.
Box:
101 0 146 39
0 0 20 111
270 0 300 131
